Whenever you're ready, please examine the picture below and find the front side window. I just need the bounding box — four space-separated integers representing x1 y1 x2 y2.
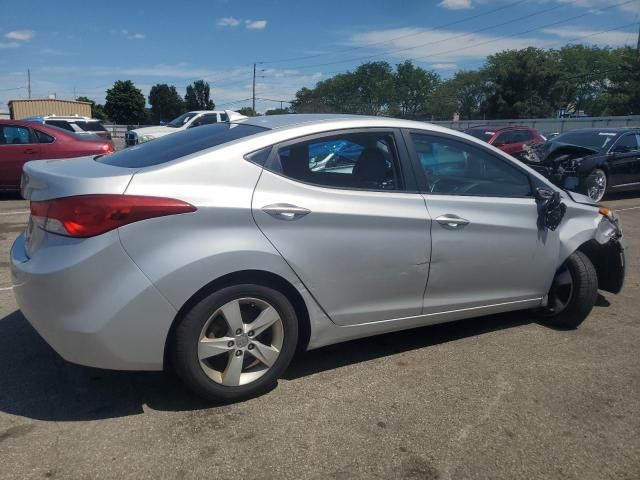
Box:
166 112 199 128
612 134 639 153
190 115 218 128
0 125 32 145
267 132 401 191
494 131 515 145
411 133 531 197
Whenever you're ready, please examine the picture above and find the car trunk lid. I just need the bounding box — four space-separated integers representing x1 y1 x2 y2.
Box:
21 155 135 201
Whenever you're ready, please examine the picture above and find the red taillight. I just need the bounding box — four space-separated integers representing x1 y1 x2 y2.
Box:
101 143 115 153
30 194 196 238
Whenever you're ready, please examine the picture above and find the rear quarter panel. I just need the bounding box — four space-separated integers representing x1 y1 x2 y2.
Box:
119 145 305 312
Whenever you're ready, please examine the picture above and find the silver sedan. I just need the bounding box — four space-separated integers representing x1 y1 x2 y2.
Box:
11 114 625 402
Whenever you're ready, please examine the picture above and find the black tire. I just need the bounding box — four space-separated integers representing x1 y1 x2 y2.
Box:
173 284 298 403
541 251 598 329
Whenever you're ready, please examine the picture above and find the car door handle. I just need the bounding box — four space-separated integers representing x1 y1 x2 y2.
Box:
23 148 38 154
261 203 311 221
436 214 470 230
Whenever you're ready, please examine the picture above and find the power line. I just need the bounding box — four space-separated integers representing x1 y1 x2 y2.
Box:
260 0 529 64
273 0 636 72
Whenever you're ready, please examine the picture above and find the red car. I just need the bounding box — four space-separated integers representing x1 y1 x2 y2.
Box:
0 119 114 191
464 126 545 159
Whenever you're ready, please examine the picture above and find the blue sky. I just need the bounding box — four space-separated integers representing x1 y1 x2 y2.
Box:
1 0 638 115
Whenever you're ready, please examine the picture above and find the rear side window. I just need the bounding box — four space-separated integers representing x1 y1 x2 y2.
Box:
266 132 402 191
97 123 268 168
34 130 54 143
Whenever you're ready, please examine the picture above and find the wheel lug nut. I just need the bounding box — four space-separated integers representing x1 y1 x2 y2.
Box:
235 350 243 356
248 344 254 350
235 328 242 335
227 341 234 347
248 330 254 337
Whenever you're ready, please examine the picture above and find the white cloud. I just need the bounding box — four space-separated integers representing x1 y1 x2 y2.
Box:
438 0 472 10
0 42 19 49
542 26 637 46
550 0 639 14
119 29 145 40
217 17 241 27
430 63 458 70
245 19 267 30
349 27 555 63
5 30 34 41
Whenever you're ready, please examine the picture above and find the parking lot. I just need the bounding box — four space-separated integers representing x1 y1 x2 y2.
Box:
0 193 638 480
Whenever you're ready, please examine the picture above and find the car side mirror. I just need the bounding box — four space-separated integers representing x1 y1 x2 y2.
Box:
535 188 566 231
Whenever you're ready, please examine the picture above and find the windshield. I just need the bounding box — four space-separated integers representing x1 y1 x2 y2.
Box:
166 112 199 128
553 131 618 151
97 123 268 168
465 129 495 142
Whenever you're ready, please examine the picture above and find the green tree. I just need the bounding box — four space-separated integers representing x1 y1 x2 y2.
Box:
237 107 258 116
554 45 616 116
484 47 562 118
75 96 109 121
265 107 290 115
447 70 490 120
104 80 146 124
393 61 441 119
184 80 214 111
604 46 640 115
148 84 185 123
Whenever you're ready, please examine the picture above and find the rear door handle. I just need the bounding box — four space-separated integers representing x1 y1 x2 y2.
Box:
24 148 38 154
436 214 469 230
261 203 311 221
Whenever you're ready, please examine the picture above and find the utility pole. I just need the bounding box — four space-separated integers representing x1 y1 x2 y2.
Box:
252 63 256 114
636 21 639 60
27 69 31 99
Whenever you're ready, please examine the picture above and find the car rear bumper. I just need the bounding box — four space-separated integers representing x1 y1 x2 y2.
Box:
10 231 177 371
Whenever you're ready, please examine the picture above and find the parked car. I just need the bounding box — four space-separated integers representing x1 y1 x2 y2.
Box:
521 128 640 202
12 115 625 402
23 115 112 140
125 110 245 146
0 119 114 191
464 126 545 159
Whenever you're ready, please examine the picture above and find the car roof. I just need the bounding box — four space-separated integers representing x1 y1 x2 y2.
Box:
465 125 532 132
557 127 639 134
238 113 452 131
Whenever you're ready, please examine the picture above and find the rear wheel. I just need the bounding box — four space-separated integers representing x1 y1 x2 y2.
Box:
585 168 607 202
173 284 298 402
541 251 598 329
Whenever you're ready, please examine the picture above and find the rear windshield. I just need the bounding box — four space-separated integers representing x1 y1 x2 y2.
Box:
553 131 618 151
465 129 494 142
97 123 268 168
75 121 107 132
43 124 90 140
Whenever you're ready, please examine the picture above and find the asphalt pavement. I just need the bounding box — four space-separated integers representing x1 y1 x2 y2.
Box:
0 191 639 480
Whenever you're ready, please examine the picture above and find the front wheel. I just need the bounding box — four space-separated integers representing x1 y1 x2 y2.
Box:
541 251 598 329
173 284 298 403
584 168 607 202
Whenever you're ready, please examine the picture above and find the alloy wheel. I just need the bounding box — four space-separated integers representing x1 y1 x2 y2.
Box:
547 264 574 315
585 170 607 202
197 297 284 386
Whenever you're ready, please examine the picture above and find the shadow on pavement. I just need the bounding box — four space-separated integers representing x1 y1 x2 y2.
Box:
3 299 614 421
